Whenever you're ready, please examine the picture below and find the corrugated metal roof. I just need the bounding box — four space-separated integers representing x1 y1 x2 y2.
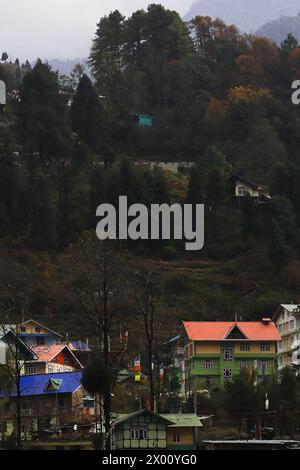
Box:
113 410 202 428
112 410 174 426
0 371 82 398
183 321 281 341
161 414 203 428
30 344 83 369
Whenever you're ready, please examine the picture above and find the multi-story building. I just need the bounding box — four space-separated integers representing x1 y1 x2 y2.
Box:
0 371 96 438
273 304 300 371
18 319 63 347
183 320 281 392
24 344 83 375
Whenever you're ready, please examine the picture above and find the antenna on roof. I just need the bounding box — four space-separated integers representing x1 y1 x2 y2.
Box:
234 313 238 322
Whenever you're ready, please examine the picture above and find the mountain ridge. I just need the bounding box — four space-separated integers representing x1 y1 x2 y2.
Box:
185 0 300 33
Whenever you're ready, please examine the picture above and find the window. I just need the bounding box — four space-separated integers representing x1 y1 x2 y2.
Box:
173 434 181 443
240 361 252 369
204 360 213 369
224 368 232 379
290 320 295 330
26 364 37 375
238 186 248 196
130 426 148 440
35 327 41 333
261 344 271 352
204 377 214 386
240 343 250 352
222 343 233 361
278 325 283 333
20 327 26 333
258 360 270 369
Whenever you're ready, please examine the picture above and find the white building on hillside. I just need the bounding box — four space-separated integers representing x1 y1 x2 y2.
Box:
274 304 300 371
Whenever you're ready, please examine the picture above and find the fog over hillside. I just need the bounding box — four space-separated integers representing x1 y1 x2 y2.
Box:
256 13 300 44
185 0 300 32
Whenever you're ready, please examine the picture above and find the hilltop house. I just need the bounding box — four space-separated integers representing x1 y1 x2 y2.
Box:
183 320 280 392
18 320 63 347
274 304 300 371
112 409 202 450
24 344 83 375
228 173 271 208
0 371 95 438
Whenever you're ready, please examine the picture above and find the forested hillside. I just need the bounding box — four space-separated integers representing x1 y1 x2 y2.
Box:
1 5 300 340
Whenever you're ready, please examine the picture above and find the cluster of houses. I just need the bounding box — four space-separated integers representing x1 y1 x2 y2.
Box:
0 305 300 449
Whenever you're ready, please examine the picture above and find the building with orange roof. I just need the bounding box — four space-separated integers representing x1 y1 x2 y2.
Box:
182 319 281 392
24 344 83 375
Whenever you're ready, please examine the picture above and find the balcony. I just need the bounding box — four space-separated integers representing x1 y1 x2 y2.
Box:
2 407 88 421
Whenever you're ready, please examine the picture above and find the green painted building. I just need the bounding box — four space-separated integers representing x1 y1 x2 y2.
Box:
183 320 281 391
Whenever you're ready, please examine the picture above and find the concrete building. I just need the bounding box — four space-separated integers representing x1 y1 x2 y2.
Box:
274 304 300 371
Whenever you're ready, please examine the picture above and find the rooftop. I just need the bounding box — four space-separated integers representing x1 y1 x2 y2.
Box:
0 371 83 398
183 321 281 342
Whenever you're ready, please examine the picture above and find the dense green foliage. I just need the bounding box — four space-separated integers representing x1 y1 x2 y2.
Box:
2 6 300 330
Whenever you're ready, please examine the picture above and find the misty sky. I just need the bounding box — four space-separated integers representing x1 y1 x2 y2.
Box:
0 0 190 62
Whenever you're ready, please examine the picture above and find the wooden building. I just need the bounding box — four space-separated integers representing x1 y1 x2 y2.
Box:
112 409 202 450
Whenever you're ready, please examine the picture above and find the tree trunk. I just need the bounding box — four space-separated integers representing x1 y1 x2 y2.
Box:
147 344 154 411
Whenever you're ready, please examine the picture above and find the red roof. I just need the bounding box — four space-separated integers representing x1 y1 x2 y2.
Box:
183 321 281 341
30 345 83 368
31 345 67 362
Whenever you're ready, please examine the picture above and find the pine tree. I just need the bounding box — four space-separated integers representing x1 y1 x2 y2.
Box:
71 74 105 152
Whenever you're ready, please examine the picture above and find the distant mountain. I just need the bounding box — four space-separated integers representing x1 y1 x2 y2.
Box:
256 13 300 44
185 0 300 33
46 58 90 75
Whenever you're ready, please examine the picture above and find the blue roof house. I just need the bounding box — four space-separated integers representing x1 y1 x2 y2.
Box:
0 371 96 436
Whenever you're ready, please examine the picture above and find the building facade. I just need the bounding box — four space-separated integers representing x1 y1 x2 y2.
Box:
274 304 300 370
24 344 83 375
0 371 95 438
112 410 202 450
183 320 280 392
18 320 63 348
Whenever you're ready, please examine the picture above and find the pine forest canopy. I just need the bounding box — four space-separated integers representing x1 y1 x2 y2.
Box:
2 4 300 330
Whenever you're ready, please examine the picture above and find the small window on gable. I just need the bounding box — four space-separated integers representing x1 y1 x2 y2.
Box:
44 378 62 392
35 327 41 333
226 325 247 340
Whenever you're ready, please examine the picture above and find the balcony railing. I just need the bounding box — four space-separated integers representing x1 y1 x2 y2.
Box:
2 407 88 420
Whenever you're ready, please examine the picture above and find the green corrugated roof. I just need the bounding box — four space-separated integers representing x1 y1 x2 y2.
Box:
113 409 174 426
112 410 202 428
161 414 203 428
